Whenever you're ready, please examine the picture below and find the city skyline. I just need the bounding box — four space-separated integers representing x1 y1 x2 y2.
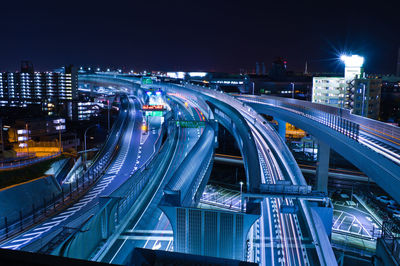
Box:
0 0 399 74
1 1 400 265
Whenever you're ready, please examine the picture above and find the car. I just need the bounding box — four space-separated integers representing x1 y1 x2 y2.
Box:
376 195 396 205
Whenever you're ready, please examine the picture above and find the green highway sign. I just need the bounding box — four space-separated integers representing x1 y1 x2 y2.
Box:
141 77 153 85
145 111 164 117
176 120 206 128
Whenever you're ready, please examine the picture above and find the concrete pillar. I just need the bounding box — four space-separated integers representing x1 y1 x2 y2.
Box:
316 140 330 193
276 119 286 140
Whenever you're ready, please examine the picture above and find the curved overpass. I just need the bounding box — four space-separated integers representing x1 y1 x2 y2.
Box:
238 95 400 204
78 75 336 265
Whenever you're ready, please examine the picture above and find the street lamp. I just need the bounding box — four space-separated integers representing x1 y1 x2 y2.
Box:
54 118 65 154
84 124 98 168
239 181 244 212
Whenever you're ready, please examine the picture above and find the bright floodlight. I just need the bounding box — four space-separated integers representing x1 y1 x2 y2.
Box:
189 72 207 78
340 54 364 67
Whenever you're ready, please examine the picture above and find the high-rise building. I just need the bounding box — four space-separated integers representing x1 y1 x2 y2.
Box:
312 77 346 107
350 78 381 119
0 63 78 113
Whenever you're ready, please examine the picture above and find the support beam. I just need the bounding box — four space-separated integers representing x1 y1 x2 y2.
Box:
316 140 330 193
276 119 286 141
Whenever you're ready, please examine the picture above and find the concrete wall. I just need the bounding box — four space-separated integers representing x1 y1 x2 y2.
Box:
0 175 61 228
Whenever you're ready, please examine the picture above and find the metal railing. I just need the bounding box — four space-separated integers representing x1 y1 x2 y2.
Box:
57 123 178 259
240 95 400 142
0 96 129 244
0 152 61 171
237 96 360 142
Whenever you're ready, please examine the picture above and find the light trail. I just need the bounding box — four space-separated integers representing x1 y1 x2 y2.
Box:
249 121 309 265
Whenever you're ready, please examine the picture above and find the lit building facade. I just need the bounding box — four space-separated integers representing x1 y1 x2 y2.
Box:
312 77 346 107
351 78 382 119
0 65 78 112
312 55 382 119
68 101 100 121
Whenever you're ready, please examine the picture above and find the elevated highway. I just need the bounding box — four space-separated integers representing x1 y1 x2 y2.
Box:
237 95 400 204
0 94 162 253
177 83 336 265
76 75 338 265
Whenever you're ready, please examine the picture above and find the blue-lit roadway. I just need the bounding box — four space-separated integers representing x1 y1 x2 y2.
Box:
97 93 207 264
0 96 162 251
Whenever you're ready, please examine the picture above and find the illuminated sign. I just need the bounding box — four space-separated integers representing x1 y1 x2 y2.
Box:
141 77 153 85
145 111 164 117
176 121 206 128
142 105 164 110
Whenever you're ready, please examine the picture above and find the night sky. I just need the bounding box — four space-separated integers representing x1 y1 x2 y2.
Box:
1 0 399 74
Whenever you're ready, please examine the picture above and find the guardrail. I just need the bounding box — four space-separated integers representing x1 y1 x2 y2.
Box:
238 96 361 142
0 96 129 245
175 82 338 264
57 122 177 259
164 124 215 207
0 153 61 171
240 95 400 141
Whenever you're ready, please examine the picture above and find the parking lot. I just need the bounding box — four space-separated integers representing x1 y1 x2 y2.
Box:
331 192 383 252
333 202 380 239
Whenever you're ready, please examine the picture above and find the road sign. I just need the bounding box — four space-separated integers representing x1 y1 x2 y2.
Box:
142 105 164 110
145 111 163 117
176 121 206 128
141 77 153 85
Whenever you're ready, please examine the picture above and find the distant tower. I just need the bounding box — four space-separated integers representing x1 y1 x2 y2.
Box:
397 47 400 77
256 62 260 75
304 61 308 75
261 62 266 75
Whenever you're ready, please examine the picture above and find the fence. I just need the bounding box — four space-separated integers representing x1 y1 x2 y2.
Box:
241 94 400 142
0 152 61 171
0 96 129 244
58 124 177 259
237 96 360 142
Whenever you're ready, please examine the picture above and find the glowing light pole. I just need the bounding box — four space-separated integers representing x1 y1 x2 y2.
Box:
340 54 365 116
84 124 98 169
340 54 364 81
